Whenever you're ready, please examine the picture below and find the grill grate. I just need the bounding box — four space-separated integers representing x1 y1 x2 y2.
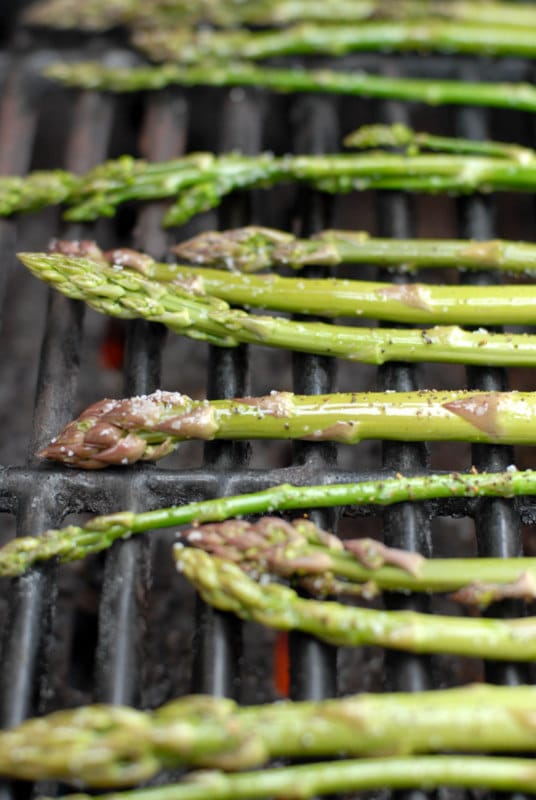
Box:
2 11 536 800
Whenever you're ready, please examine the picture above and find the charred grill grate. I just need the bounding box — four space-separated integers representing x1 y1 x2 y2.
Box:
2 8 536 799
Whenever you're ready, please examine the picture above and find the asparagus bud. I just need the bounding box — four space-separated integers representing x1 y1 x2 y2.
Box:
182 517 536 608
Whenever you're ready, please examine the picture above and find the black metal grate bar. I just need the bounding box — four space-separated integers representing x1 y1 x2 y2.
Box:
0 58 39 325
94 88 183 706
456 99 528 689
288 95 339 703
377 96 431 800
191 87 264 698
1 86 114 739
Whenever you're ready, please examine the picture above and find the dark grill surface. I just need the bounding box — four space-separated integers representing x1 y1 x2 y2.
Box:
2 5 536 798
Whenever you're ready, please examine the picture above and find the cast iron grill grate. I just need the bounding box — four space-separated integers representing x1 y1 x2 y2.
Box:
1 9 536 800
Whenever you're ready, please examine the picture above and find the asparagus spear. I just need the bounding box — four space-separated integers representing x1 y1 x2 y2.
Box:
2 469 536 578
6 125 536 226
45 60 536 117
36 757 536 800
181 516 536 608
130 258 536 326
173 226 536 276
25 0 536 31
19 249 536 369
48 239 536 325
176 547 536 661
133 21 536 64
6 684 536 784
35 387 536 469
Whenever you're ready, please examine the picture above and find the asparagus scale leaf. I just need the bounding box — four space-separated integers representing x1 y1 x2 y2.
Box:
5 685 536 785
18 249 536 370
174 226 536 276
175 547 536 661
182 516 536 608
2 470 536 578
6 125 536 226
45 60 536 116
34 388 536 469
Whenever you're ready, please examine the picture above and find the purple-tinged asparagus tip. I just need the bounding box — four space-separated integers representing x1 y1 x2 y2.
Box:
171 226 294 272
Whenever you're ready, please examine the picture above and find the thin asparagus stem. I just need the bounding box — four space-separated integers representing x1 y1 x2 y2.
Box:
18 249 536 371
45 60 536 116
34 387 536 469
6 685 536 784
173 226 536 276
176 547 536 661
39 756 536 800
133 21 536 64
181 517 536 608
1 469 535 578
5 125 536 226
25 0 536 31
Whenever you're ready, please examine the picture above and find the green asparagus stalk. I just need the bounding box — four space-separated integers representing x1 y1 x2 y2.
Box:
45 60 536 117
176 547 536 661
34 387 536 469
25 0 536 31
6 684 536 784
133 20 536 64
129 256 536 326
173 226 536 276
2 469 536 578
37 757 536 800
19 249 536 369
6 125 536 226
344 122 535 159
181 516 536 608
52 239 536 325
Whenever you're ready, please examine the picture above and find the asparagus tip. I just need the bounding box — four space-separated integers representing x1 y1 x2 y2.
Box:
171 226 294 272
